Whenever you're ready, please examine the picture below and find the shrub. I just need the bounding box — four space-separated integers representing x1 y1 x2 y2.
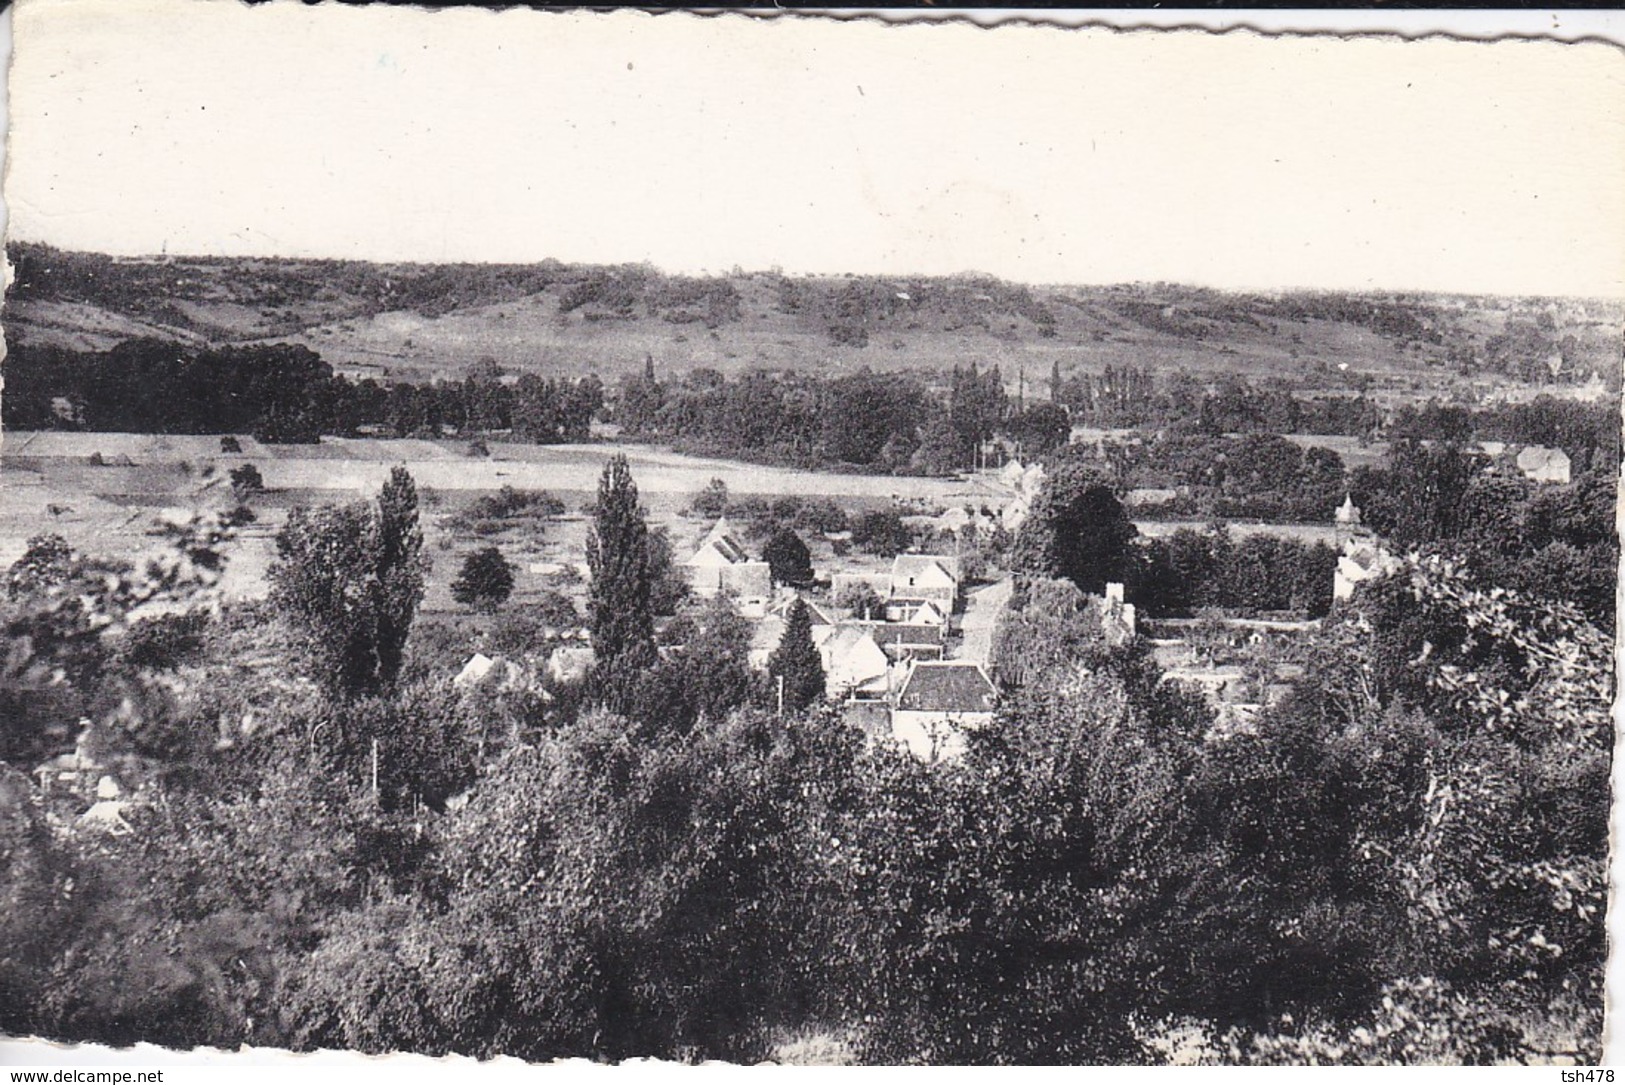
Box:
451 547 517 612
120 611 210 671
230 463 265 500
852 509 912 558
688 478 729 520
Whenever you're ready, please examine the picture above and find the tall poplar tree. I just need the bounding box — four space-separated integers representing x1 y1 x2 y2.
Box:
586 454 656 666
270 466 426 696
376 466 426 687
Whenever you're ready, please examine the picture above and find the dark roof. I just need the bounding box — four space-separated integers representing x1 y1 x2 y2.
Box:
707 534 751 564
896 662 997 714
867 622 946 646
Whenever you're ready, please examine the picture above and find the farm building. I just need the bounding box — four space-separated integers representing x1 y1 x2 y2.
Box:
863 620 947 663
685 516 773 600
818 625 893 702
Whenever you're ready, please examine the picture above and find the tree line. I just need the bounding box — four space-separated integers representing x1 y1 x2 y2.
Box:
1 339 602 445
615 358 1026 474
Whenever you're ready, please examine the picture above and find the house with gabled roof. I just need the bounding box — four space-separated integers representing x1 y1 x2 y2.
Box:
890 660 998 763
767 593 836 627
889 554 962 613
748 602 838 672
686 516 773 600
884 598 948 626
1334 539 1399 603
819 625 893 702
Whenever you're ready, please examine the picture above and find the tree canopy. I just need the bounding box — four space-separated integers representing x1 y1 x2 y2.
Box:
1009 462 1137 595
450 547 516 612
269 468 426 696
586 455 656 669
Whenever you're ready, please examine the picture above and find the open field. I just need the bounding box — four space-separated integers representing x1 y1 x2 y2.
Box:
0 431 1012 605
1 428 1354 609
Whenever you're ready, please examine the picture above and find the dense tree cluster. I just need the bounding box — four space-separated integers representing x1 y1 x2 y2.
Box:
1072 432 1349 523
618 365 942 472
1004 465 1336 619
268 468 426 697
1135 527 1339 618
1009 462 1139 595
1 340 602 445
1353 441 1618 627
1058 366 1383 435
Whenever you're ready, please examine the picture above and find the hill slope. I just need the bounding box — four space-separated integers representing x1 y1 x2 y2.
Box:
5 243 1619 402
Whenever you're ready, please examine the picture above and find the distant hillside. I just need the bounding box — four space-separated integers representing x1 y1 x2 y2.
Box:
5 242 1619 401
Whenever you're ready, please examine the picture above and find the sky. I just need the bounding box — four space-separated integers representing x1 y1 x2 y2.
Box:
8 0 1625 297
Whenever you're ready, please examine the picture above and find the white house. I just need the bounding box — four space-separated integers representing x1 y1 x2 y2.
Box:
1516 445 1572 485
545 645 597 686
686 517 773 600
1334 540 1399 603
748 604 838 672
885 598 948 627
819 625 893 702
890 660 998 764
890 554 962 613
1100 581 1137 643
454 653 533 693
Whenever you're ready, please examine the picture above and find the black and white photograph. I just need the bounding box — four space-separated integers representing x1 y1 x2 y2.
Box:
0 1 1620 1068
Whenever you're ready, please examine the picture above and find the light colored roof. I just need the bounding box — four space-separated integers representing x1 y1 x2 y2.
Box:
689 517 754 565
1516 445 1571 471
895 661 997 714
891 554 960 588
546 645 596 684
821 626 891 691
769 594 835 626
79 801 134 835
903 599 948 625
456 653 529 691
454 653 496 687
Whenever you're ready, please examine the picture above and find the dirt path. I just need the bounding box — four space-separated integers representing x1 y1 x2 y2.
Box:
956 576 1013 668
